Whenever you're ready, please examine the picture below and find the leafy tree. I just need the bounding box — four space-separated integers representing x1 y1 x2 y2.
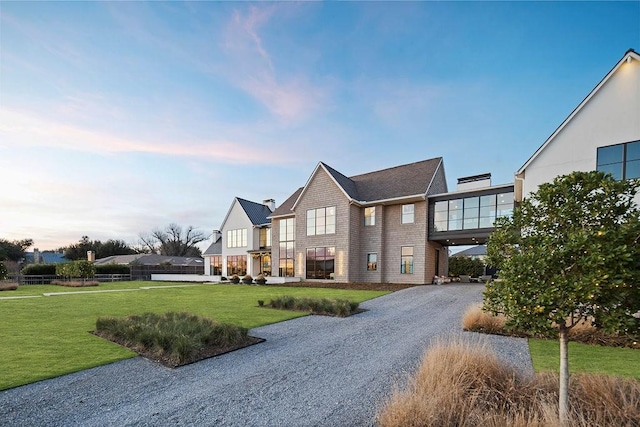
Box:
63 237 137 260
448 256 485 277
484 171 640 424
139 223 207 257
0 238 33 261
56 260 96 279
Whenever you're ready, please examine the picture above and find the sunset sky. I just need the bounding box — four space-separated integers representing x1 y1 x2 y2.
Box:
1 1 638 251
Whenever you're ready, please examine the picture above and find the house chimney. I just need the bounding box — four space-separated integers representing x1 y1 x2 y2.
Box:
212 230 222 242
87 250 95 262
34 248 41 264
263 198 276 212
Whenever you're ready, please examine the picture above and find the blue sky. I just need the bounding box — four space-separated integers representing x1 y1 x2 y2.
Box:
1 1 639 252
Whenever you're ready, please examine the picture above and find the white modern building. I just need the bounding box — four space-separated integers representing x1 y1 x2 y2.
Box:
516 49 640 203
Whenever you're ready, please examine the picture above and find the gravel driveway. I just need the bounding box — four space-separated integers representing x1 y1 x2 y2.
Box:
0 284 532 426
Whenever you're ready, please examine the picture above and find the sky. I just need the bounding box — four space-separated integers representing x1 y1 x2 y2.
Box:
1 1 639 253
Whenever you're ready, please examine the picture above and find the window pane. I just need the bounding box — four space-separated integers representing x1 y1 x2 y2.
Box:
597 145 624 166
448 199 462 210
367 253 377 271
480 195 496 207
464 197 479 208
598 163 623 180
402 204 415 223
626 159 640 179
626 141 640 161
242 229 247 247
434 220 448 232
479 216 495 228
435 201 448 212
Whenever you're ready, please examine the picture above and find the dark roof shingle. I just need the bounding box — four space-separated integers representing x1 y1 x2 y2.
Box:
270 187 303 218
237 198 273 226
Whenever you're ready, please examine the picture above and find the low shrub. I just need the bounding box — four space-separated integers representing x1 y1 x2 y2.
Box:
242 274 253 284
377 340 640 427
95 312 256 367
51 280 99 288
267 296 359 317
255 274 267 285
230 274 240 284
462 304 508 335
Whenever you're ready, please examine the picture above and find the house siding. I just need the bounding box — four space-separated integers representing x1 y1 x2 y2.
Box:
294 168 352 281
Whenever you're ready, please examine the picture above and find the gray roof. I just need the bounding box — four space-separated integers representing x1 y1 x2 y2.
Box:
94 254 204 266
348 158 443 202
270 187 303 218
237 198 273 226
202 236 222 256
451 245 487 257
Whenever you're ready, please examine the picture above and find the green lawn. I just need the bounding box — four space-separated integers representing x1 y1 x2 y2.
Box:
528 338 640 379
0 282 387 390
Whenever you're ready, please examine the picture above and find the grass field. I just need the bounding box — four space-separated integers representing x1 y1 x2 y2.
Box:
529 338 640 379
0 282 387 390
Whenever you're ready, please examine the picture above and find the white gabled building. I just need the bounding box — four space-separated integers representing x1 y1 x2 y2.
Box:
516 49 640 203
202 197 274 279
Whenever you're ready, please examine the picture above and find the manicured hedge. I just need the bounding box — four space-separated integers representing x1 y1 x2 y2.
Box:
95 264 130 274
21 264 56 275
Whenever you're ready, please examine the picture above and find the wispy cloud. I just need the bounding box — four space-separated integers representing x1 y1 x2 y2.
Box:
0 107 295 165
221 5 329 122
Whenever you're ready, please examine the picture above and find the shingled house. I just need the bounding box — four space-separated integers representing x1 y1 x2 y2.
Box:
268 158 449 284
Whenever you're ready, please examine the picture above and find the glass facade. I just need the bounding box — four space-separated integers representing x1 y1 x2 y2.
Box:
433 191 514 232
227 228 247 248
227 255 247 276
306 207 336 236
278 218 295 277
210 255 222 275
306 247 335 279
597 141 640 181
259 227 271 249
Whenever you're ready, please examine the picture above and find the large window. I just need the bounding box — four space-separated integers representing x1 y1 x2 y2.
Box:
227 255 247 276
367 253 377 271
306 207 336 236
259 227 271 249
433 191 514 232
278 218 295 277
227 229 247 248
210 255 222 276
597 141 640 180
306 247 335 279
364 207 375 226
402 204 414 224
401 246 413 274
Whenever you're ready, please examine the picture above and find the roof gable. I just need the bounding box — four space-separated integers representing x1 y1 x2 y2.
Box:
290 157 444 210
202 235 222 256
220 197 273 231
270 187 303 218
517 49 640 174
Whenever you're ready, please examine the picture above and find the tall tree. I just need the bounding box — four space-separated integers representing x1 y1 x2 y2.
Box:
63 237 137 260
484 171 640 424
139 223 207 257
0 238 33 261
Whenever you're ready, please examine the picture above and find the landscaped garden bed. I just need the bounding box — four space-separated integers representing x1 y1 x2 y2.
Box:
51 280 99 288
94 311 263 368
262 295 361 317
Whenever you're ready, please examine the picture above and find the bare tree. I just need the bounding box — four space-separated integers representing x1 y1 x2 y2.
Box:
138 223 208 257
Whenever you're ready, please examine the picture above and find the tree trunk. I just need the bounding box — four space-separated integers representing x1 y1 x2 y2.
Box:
559 324 570 425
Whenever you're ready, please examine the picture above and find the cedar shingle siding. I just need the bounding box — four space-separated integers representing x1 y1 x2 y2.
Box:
269 158 448 284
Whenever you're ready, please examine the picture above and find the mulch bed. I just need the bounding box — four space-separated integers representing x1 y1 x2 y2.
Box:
52 280 99 287
0 282 19 291
92 331 264 368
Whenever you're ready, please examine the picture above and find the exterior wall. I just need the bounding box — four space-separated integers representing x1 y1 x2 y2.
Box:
381 201 428 284
221 200 255 276
293 168 351 281
353 205 384 283
522 58 640 203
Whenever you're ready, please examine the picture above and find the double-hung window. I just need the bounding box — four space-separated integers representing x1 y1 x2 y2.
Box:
364 207 375 226
402 204 414 224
